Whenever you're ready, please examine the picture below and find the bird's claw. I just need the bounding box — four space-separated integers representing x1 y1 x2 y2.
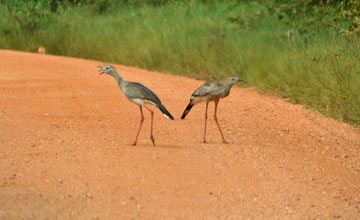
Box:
151 135 155 146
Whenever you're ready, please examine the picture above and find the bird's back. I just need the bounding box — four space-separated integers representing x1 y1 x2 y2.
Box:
122 81 162 106
192 80 224 99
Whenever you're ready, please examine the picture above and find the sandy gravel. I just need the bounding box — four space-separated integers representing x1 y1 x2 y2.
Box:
0 50 359 219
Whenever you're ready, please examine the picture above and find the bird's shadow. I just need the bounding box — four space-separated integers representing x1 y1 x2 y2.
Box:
198 140 239 145
127 143 184 149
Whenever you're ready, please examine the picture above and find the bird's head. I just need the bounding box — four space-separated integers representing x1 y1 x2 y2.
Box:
227 74 244 86
98 65 116 76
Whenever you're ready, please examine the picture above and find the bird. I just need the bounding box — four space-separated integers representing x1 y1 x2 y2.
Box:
181 76 243 143
98 65 174 146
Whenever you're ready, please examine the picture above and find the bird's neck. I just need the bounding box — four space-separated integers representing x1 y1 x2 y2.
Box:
221 82 234 97
112 71 125 89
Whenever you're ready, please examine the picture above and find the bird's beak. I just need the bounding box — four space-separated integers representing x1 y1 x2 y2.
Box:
98 66 105 75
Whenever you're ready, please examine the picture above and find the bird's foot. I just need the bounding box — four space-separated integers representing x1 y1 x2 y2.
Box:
222 139 228 144
131 142 137 146
151 135 156 146
203 139 208 144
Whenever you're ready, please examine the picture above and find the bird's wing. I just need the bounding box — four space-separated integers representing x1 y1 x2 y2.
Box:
192 80 224 97
123 82 162 106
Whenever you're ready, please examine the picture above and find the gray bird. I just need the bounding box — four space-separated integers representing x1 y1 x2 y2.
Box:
181 76 243 143
99 65 174 146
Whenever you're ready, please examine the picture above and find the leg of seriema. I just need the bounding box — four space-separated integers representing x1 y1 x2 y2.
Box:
214 100 227 144
203 102 209 143
132 106 144 146
143 105 155 146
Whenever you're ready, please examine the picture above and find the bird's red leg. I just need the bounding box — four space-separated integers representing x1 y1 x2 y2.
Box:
214 100 227 144
203 102 209 143
143 105 155 146
132 106 144 146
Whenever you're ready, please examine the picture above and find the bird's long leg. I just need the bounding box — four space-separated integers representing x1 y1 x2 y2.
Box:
143 105 155 146
203 102 209 143
132 106 144 146
214 100 227 144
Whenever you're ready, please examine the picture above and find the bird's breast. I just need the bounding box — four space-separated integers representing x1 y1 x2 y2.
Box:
128 97 145 106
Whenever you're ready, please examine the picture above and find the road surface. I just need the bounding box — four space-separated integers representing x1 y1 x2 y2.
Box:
0 50 359 219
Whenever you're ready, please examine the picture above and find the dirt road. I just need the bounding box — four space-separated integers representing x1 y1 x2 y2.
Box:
0 50 359 219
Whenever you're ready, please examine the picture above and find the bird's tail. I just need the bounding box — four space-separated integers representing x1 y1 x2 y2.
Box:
159 105 174 120
181 102 194 119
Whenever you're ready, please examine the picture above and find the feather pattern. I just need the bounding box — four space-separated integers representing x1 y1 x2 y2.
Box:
122 81 162 107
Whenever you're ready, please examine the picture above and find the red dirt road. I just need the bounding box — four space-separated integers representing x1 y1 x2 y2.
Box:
0 50 360 219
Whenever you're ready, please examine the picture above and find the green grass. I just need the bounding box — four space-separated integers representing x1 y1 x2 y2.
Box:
0 1 359 125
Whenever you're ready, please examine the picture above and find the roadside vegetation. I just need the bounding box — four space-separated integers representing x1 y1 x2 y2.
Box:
0 0 359 125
